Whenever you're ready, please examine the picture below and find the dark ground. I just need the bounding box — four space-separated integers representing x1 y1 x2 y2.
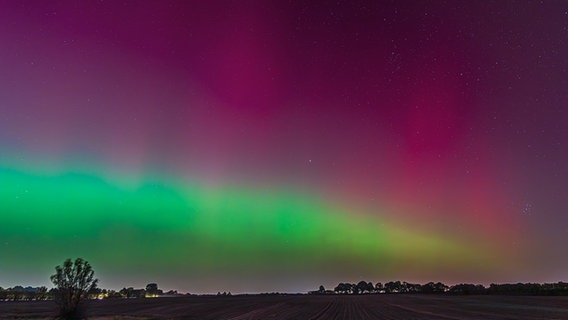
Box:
1 295 568 319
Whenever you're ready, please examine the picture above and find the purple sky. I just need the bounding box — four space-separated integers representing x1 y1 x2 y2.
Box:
1 1 568 291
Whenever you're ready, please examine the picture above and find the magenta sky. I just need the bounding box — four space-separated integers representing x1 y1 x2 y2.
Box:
1 1 567 291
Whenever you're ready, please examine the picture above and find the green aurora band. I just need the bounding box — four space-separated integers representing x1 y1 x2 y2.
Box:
1 166 505 292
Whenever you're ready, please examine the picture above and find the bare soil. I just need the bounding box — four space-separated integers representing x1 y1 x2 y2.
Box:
1 295 567 319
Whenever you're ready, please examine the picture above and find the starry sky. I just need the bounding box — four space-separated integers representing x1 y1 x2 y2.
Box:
1 1 567 293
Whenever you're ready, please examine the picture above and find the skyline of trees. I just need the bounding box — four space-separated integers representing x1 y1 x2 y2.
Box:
2 281 568 301
307 281 568 296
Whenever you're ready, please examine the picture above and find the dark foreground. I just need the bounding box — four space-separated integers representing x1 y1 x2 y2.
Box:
2 295 568 319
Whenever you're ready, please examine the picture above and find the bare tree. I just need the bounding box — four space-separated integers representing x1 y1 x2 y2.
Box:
50 258 98 318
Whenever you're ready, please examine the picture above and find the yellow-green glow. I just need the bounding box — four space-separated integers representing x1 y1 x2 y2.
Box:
0 167 503 291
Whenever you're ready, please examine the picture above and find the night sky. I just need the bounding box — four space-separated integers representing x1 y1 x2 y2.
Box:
1 1 568 293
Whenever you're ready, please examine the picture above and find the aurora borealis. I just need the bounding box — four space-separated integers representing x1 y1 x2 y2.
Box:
1 1 567 293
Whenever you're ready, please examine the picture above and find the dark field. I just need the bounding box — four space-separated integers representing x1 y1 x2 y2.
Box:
2 295 568 319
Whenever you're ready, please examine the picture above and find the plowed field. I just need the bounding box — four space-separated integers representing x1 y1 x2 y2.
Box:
1 295 567 319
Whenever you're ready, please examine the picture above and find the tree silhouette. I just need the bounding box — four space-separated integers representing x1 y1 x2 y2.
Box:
355 281 368 294
384 281 402 293
146 283 158 293
145 283 161 297
365 281 375 293
36 286 48 300
334 283 353 294
50 258 98 318
375 282 383 292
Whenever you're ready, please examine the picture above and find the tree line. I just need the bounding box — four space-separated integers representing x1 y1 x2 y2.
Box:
310 281 568 296
0 286 49 301
1 258 181 318
4 257 568 319
0 283 181 302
